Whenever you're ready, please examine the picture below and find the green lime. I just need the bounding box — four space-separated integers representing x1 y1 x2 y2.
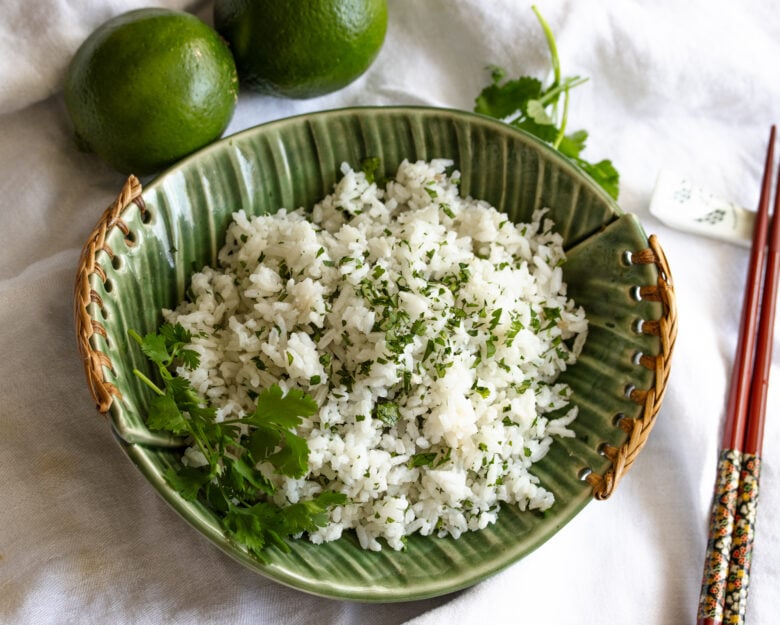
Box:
64 8 238 175
214 0 387 99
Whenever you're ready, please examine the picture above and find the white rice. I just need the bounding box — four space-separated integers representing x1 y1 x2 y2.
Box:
165 159 588 551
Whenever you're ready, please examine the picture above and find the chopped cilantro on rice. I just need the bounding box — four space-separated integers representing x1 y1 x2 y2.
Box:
165 159 588 551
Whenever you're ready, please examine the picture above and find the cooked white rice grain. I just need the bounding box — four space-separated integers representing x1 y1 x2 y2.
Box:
165 159 588 551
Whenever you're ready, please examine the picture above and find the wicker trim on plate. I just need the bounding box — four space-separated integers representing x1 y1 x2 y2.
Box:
74 175 144 414
585 235 677 500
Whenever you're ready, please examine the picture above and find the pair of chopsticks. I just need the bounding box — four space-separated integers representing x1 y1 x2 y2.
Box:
696 126 780 625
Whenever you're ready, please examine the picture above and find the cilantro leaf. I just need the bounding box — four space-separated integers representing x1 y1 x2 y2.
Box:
246 385 317 429
138 332 171 368
281 492 349 534
147 393 188 435
164 466 212 501
576 158 620 201
159 321 193 346
223 503 279 559
177 348 201 371
243 384 314 479
268 431 309 478
222 491 347 562
130 325 345 561
512 117 559 144
247 426 282 462
224 453 275 497
473 6 620 199
131 322 200 372
474 72 542 120
558 129 589 160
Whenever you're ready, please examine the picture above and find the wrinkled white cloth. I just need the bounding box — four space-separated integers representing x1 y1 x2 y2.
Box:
2 1 779 624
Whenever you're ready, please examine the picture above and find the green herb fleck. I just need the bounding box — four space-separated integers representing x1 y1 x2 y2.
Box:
408 452 438 468
473 385 491 399
440 203 455 219
373 399 400 426
361 156 381 184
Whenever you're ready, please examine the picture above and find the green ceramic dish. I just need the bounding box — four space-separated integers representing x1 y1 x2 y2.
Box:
75 106 674 601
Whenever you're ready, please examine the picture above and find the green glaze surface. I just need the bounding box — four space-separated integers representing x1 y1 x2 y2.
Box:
84 106 665 601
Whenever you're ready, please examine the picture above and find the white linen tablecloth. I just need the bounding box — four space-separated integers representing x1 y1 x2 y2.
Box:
2 1 779 623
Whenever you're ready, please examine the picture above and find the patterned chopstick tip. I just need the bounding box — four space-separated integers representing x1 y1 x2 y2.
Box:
697 449 742 623
723 454 761 624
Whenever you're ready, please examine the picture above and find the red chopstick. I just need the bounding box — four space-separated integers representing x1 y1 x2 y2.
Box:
721 137 780 624
696 125 779 625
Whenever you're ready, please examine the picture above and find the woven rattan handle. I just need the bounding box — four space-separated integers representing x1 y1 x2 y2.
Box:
74 175 144 414
586 235 678 499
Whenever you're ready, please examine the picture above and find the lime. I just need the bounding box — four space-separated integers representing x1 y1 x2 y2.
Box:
214 0 387 99
64 8 238 175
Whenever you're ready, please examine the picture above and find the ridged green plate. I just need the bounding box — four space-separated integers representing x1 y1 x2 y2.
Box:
79 106 666 601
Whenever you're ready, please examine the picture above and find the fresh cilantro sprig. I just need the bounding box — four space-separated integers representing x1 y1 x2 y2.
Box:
129 322 346 560
474 5 620 199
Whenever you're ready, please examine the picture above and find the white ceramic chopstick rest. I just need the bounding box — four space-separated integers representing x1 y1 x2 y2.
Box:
649 169 754 247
